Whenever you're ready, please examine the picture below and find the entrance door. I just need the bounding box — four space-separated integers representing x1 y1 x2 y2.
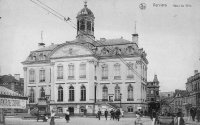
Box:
109 96 113 102
68 107 74 115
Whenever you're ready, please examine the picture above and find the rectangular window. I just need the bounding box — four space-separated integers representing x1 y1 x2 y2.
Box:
79 63 86 78
127 63 134 79
57 66 63 79
102 65 108 80
39 69 45 82
68 65 74 79
29 70 35 82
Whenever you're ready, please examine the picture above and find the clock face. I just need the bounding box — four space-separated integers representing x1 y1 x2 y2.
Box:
51 44 92 58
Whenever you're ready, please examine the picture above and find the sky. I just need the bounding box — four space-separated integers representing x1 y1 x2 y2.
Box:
0 0 200 92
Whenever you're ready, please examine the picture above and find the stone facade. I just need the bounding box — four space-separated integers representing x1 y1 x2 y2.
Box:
147 75 160 102
22 2 148 115
186 70 200 107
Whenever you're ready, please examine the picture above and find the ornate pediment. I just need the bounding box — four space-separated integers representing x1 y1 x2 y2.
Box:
50 44 93 58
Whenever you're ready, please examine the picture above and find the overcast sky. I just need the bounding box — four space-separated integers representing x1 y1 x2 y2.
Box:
0 0 200 92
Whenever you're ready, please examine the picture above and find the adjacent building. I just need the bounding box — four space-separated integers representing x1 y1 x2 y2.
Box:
147 75 160 102
0 74 24 95
186 70 200 107
170 89 189 115
22 2 148 115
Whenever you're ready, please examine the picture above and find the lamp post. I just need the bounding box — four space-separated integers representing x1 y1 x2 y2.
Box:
120 93 122 108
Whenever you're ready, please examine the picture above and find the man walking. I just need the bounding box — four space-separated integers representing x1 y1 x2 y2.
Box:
196 107 200 122
190 107 196 121
104 109 108 120
97 109 101 120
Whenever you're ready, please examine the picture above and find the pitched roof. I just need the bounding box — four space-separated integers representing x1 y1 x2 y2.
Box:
34 44 59 52
96 38 132 46
0 86 23 97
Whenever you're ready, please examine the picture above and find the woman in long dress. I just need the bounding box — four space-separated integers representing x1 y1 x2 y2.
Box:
50 110 55 125
65 109 70 123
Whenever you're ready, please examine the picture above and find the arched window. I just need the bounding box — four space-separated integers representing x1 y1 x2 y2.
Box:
79 63 86 78
29 88 35 103
102 64 108 80
127 106 134 112
57 64 63 79
115 85 120 101
39 68 45 82
68 64 74 79
87 21 91 31
102 86 108 101
80 19 85 30
127 62 134 79
40 87 45 98
127 84 133 101
69 86 74 101
29 69 35 82
114 63 121 79
58 86 63 102
80 85 86 101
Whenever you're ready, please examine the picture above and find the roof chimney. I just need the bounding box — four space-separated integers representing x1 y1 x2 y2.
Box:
100 38 106 42
194 70 198 75
38 42 45 49
14 74 20 81
132 34 138 45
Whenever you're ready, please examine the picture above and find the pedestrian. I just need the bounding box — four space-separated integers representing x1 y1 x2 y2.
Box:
104 109 108 120
110 109 114 120
151 109 158 125
190 107 196 121
97 109 101 120
134 112 143 125
196 107 200 122
65 109 70 123
115 109 121 121
174 111 185 125
50 109 55 125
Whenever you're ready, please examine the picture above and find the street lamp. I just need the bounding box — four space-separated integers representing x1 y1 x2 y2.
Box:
120 93 122 108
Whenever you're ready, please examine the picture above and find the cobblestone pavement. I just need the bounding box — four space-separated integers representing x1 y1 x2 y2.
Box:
5 117 152 125
5 116 200 125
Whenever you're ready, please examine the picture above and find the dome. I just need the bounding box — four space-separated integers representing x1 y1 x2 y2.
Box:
77 3 94 18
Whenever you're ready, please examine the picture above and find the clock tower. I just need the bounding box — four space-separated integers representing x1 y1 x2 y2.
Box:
76 1 95 41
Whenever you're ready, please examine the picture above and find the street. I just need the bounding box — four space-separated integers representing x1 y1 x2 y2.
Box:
5 117 152 125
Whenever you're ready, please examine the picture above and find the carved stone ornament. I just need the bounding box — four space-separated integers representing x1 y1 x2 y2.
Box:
23 67 27 71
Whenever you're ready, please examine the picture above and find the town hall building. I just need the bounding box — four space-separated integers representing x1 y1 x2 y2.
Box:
22 2 148 115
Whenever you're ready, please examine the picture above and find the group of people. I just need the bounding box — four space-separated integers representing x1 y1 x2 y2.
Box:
96 108 121 121
50 109 70 125
190 106 200 122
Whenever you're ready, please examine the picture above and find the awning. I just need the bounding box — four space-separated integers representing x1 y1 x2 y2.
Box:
0 86 28 109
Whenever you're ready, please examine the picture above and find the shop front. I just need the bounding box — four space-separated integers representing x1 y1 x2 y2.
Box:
0 86 28 125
